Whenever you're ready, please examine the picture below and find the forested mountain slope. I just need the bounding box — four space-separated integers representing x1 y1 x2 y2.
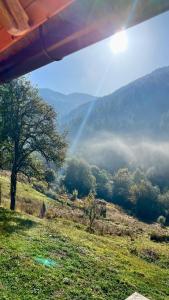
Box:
63 67 169 141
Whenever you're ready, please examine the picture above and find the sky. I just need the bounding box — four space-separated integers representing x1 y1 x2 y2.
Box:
30 10 169 97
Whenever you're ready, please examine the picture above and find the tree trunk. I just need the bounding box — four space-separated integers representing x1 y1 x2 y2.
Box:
10 169 17 210
10 140 19 211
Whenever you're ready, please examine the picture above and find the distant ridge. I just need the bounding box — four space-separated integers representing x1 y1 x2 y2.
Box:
39 88 97 118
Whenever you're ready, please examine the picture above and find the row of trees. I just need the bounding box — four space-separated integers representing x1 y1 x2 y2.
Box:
0 78 67 210
63 158 169 223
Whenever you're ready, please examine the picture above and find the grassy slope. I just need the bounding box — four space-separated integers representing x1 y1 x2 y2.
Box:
0 174 49 208
0 176 169 299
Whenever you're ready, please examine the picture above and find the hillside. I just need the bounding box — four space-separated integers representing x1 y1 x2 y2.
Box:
0 174 169 299
39 88 97 118
63 66 169 141
60 66 169 171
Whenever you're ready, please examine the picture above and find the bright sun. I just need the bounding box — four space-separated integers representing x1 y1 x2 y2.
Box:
110 30 128 54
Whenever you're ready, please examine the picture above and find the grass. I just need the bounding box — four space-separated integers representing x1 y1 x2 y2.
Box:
0 174 51 215
0 208 169 300
0 174 48 203
0 174 169 299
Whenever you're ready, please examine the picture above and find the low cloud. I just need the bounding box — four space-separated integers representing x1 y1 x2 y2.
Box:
73 132 169 173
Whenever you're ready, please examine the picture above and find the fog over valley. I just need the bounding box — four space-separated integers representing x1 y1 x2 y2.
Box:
76 133 169 175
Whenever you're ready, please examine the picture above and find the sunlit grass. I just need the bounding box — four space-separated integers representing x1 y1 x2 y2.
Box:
0 174 49 210
0 207 168 299
0 174 169 299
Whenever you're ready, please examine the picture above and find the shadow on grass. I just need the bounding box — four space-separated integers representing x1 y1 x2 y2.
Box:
0 207 37 234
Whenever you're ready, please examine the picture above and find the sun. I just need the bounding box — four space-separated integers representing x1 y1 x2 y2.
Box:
110 30 128 54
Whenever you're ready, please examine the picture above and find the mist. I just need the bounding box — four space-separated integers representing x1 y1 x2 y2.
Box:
72 132 169 176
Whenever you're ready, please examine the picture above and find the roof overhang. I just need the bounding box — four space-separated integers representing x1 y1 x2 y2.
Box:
0 0 169 83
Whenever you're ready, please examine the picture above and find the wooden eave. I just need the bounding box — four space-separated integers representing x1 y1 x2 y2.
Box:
0 0 169 83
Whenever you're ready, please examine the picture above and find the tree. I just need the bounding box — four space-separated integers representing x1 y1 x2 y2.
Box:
113 168 133 209
44 169 56 189
158 191 169 224
134 181 160 221
0 78 67 210
91 166 112 201
147 165 169 191
84 192 98 232
64 158 96 197
133 168 146 184
84 193 107 233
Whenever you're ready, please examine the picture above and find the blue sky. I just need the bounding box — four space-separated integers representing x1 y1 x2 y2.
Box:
30 11 169 97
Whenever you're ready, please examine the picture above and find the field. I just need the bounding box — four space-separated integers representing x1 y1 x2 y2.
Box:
0 174 169 300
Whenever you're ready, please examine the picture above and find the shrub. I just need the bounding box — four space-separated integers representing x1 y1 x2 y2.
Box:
84 194 107 233
140 248 159 263
71 189 78 201
157 215 166 227
45 190 58 201
150 232 169 243
33 182 46 194
84 192 99 232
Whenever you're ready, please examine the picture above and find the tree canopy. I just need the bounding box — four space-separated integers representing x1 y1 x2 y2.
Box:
0 78 67 210
64 158 96 197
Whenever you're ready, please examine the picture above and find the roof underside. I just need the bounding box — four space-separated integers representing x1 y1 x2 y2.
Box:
0 0 169 83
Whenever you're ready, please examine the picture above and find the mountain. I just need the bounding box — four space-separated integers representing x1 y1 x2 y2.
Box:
63 66 169 141
39 68 169 171
39 88 97 117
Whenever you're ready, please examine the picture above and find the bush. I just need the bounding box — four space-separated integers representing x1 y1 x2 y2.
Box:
71 189 78 201
150 232 169 243
33 182 46 194
45 190 58 201
139 248 159 263
157 215 166 227
84 194 107 233
84 193 99 232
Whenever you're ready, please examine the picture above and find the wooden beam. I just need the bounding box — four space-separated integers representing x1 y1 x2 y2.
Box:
0 0 29 36
0 1 16 34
